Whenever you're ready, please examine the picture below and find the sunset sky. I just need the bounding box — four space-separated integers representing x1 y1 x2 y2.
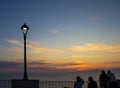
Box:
0 0 120 78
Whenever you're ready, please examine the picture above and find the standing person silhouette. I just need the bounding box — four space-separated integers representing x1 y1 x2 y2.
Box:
74 76 84 88
107 70 117 88
88 76 98 88
99 70 107 88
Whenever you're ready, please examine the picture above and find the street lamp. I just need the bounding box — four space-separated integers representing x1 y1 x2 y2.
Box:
21 23 29 80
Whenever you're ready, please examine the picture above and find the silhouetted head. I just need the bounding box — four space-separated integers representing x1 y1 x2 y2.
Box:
107 70 111 73
76 76 81 82
101 70 105 74
88 76 93 81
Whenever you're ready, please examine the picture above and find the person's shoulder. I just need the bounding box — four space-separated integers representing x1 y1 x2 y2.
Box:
92 81 97 84
112 73 115 75
74 81 79 84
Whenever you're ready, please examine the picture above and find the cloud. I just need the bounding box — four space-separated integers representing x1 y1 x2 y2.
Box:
5 39 120 54
0 61 22 73
89 16 104 21
50 29 60 34
103 61 120 65
5 39 66 53
0 61 19 67
6 39 23 46
5 39 40 48
0 59 119 75
0 60 84 74
100 61 120 68
27 60 86 73
5 39 49 53
67 43 120 52
27 59 92 72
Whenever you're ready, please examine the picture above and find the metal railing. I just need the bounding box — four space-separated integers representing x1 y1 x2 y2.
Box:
39 81 100 88
0 80 102 88
0 80 11 88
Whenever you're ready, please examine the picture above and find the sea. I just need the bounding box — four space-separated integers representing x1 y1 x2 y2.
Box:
0 68 120 81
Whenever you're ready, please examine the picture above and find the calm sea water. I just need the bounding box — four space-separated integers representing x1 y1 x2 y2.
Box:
33 69 120 81
0 69 120 81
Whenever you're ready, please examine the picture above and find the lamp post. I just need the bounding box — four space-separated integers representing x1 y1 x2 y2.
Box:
21 23 29 80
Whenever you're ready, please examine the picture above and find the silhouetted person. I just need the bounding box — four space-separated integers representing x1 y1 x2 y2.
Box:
107 70 117 88
88 76 98 88
99 70 107 88
74 76 84 88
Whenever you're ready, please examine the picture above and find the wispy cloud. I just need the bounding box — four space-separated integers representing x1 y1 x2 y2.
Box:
6 39 23 46
6 39 40 48
67 43 120 52
5 39 120 53
5 39 48 53
50 29 60 34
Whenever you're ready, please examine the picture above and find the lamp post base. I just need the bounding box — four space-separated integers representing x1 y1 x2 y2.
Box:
11 79 39 88
23 78 29 80
23 74 28 80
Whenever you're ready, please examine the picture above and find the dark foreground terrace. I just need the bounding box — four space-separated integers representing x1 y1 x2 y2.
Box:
0 80 120 88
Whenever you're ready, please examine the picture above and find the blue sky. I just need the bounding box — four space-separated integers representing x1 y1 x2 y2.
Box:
0 0 120 79
1 0 120 47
